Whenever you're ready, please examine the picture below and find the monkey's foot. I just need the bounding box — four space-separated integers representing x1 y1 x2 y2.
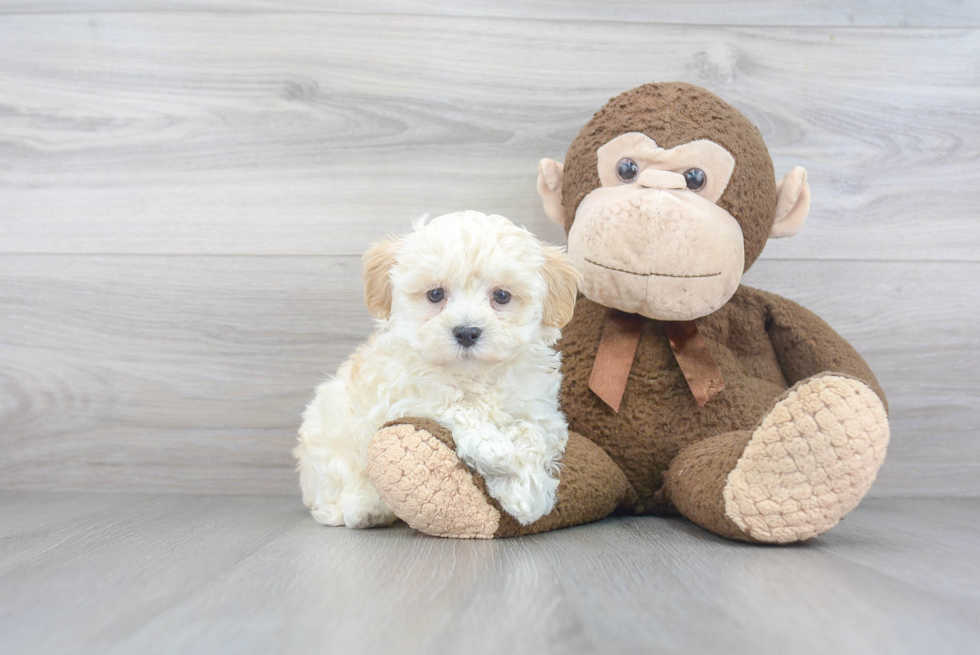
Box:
723 375 889 543
366 419 501 539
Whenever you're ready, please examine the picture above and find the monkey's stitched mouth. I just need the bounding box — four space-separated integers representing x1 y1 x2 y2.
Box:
585 258 721 279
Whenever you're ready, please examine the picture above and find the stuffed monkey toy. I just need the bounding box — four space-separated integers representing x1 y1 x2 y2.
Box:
365 82 889 543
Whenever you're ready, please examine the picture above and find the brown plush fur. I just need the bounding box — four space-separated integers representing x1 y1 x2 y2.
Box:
662 430 756 541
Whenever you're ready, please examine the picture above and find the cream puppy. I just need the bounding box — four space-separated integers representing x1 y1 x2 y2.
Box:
294 211 581 529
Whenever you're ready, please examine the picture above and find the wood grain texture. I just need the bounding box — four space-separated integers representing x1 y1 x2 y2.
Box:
0 492 977 655
1 15 978 261
0 1 977 27
1 255 976 497
0 7 976 500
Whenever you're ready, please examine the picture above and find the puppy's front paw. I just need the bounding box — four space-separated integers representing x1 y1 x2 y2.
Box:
309 491 396 529
342 503 397 529
487 468 559 525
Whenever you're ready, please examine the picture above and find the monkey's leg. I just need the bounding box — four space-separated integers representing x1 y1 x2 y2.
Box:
366 417 636 538
663 374 889 544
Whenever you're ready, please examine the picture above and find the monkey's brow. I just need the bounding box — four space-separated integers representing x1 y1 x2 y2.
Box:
584 258 721 279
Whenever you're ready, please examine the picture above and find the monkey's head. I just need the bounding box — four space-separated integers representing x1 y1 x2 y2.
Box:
537 82 811 321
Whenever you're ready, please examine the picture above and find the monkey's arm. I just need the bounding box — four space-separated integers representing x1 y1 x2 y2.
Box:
761 290 887 411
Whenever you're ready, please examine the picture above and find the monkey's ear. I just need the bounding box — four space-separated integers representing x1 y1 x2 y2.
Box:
540 244 581 328
770 166 811 239
362 237 400 319
537 158 565 228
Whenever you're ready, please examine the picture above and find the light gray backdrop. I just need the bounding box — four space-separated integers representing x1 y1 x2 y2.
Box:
1 1 977 497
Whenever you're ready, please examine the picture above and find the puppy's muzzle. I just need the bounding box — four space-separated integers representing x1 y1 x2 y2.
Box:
453 326 482 348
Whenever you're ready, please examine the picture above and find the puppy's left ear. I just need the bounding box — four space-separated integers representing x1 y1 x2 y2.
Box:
540 245 581 328
362 237 400 319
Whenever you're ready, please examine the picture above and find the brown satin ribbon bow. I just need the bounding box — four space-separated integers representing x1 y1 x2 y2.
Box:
588 311 725 412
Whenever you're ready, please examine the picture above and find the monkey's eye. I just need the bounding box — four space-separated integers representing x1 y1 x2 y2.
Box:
492 289 511 305
684 168 707 191
616 158 639 183
426 288 445 303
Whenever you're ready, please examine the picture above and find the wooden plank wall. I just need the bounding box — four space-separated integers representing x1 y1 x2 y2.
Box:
1 2 978 496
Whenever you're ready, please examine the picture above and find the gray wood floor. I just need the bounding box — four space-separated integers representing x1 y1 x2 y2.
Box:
0 492 977 655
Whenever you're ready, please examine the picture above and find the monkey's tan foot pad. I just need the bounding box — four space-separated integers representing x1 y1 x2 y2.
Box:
366 423 501 539
724 375 889 544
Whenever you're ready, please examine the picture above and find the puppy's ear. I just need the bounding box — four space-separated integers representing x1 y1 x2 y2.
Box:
540 245 581 328
362 237 400 319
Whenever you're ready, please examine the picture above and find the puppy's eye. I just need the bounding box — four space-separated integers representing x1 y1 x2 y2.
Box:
684 168 707 191
616 158 639 183
426 288 445 303
492 290 511 305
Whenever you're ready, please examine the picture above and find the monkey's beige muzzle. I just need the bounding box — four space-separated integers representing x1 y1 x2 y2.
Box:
569 187 744 321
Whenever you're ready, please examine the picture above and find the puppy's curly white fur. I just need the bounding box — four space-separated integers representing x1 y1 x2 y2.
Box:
294 211 581 528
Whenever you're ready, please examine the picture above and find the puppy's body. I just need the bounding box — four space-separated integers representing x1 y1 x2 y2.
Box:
295 212 580 528
297 327 566 528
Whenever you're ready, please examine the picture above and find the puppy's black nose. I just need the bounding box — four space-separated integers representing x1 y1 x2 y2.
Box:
453 326 482 348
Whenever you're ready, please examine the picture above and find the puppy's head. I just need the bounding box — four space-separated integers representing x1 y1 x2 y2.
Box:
363 211 580 370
